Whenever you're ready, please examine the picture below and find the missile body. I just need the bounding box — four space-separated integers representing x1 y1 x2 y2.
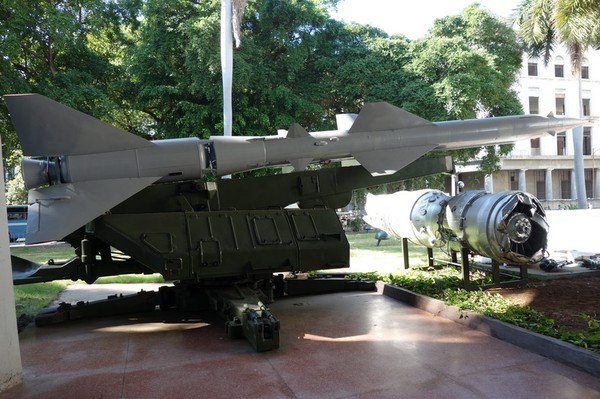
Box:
364 189 549 265
4 94 582 243
211 104 581 176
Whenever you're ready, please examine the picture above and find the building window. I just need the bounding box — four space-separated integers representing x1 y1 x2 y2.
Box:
555 64 564 77
555 56 565 77
583 98 590 116
582 65 590 79
528 62 538 76
529 96 539 114
509 171 519 190
586 169 593 198
555 96 565 115
530 138 540 155
584 127 591 155
535 170 546 199
559 170 571 199
557 132 567 155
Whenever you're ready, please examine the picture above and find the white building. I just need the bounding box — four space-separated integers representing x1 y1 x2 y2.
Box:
458 47 600 209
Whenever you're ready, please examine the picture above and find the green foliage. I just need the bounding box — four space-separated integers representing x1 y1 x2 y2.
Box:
407 4 523 174
440 288 556 334
5 168 26 205
409 4 523 119
11 244 166 323
556 315 600 352
516 0 600 68
2 1 524 196
14 281 70 318
11 244 75 264
95 274 166 284
0 0 145 178
386 268 464 297
349 218 362 232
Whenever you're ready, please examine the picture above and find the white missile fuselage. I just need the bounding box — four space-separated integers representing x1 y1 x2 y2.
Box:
210 113 578 176
51 112 580 186
4 94 584 243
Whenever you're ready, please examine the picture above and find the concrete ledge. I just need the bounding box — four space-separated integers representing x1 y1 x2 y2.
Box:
0 372 22 393
379 282 600 377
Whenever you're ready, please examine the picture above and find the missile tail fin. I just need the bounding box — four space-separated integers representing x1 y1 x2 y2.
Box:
26 176 159 244
4 94 154 156
349 102 434 134
353 144 438 176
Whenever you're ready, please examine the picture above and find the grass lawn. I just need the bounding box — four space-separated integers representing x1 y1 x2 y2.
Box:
11 243 166 323
11 243 75 264
347 231 448 273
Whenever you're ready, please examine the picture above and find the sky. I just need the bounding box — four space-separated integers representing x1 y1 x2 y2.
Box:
330 0 523 39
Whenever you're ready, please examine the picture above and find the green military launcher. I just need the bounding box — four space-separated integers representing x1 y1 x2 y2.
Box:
13 158 452 351
13 157 452 351
6 94 574 351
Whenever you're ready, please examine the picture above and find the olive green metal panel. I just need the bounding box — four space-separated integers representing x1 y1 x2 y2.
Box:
289 209 348 271
92 208 349 281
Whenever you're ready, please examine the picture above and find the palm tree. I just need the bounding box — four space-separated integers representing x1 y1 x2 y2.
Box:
516 0 600 209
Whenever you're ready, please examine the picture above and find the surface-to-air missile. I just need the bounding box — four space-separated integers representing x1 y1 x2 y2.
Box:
4 93 582 351
5 94 581 244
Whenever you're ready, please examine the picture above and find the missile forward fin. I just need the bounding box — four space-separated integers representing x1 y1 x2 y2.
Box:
349 102 434 134
353 144 438 176
290 157 313 171
26 176 159 244
4 94 155 156
286 123 310 138
335 113 357 131
287 124 313 170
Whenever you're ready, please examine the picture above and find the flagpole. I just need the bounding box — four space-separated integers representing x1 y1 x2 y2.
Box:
221 0 233 138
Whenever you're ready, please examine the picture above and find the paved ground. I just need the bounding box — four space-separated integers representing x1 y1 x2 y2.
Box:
1 284 599 399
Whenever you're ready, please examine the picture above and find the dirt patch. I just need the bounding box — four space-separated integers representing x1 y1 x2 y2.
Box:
488 276 600 331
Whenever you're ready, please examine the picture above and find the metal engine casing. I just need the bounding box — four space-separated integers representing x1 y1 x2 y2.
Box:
365 190 549 265
364 190 448 248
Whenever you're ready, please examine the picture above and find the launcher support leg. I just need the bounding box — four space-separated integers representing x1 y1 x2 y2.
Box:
205 285 280 352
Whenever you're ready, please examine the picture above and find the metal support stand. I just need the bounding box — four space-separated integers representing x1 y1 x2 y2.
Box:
35 284 281 352
492 260 500 285
461 246 470 286
427 248 434 267
33 275 376 352
403 243 531 289
402 238 409 269
519 264 529 282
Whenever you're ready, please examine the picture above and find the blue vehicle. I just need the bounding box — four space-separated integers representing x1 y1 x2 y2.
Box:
7 205 27 242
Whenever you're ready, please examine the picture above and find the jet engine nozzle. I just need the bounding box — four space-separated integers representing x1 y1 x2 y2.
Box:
21 157 61 190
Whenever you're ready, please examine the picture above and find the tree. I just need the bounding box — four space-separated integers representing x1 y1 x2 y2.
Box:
516 0 600 208
0 0 143 159
0 0 143 195
1 0 526 197
406 4 524 174
126 0 405 139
